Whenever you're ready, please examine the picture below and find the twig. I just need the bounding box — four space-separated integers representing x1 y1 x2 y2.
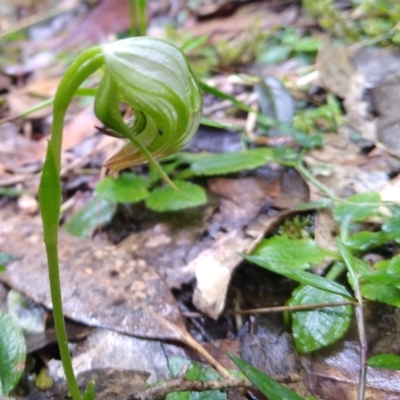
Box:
125 377 253 400
182 301 357 318
181 331 233 380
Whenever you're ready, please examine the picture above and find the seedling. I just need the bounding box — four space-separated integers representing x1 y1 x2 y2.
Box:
38 37 202 400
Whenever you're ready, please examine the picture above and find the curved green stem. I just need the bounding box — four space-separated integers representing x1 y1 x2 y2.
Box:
39 47 104 400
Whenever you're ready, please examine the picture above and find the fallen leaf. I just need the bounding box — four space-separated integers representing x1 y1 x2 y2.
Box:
0 207 186 341
123 173 308 319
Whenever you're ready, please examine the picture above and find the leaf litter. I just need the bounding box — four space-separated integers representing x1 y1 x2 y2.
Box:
3 0 400 399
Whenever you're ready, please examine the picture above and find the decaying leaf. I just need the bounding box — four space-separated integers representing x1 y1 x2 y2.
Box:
122 172 309 319
0 207 185 341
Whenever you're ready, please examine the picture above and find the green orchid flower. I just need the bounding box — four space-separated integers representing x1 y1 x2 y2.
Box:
95 37 203 173
38 37 202 400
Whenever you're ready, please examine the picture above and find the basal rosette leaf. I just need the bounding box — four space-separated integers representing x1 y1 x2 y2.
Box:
97 37 203 172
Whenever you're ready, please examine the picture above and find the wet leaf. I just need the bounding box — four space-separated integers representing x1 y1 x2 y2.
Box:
64 198 117 238
95 173 149 203
289 285 352 353
0 211 187 342
7 290 45 334
242 254 354 300
255 76 295 125
0 310 26 396
252 236 329 270
333 192 381 222
367 354 400 370
145 181 206 212
228 354 306 400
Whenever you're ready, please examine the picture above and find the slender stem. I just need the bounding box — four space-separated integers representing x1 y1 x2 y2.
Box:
337 239 367 400
45 244 81 400
325 262 346 281
123 127 179 190
181 332 233 380
137 0 148 36
295 159 342 202
128 0 138 36
39 47 104 400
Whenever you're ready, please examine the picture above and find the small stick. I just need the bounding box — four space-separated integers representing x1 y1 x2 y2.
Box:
180 331 233 380
125 377 253 400
182 300 357 318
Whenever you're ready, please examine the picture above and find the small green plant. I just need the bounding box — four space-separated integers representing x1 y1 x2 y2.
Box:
0 255 27 396
304 0 400 45
38 37 202 400
243 189 400 357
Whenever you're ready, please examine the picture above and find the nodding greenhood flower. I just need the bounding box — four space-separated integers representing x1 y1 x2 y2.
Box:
38 37 202 400
95 37 203 173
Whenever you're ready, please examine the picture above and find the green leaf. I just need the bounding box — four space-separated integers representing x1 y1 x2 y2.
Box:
167 357 225 400
333 192 381 222
200 117 236 130
382 216 400 243
360 269 400 285
228 354 305 400
82 380 95 400
345 231 390 251
361 283 400 307
388 256 400 280
0 310 26 395
168 357 201 380
252 237 328 270
191 152 264 175
166 392 190 400
95 172 149 203
181 34 210 52
63 198 117 238
367 354 400 370
289 285 352 353
293 37 321 52
258 45 292 65
382 216 400 233
145 181 206 211
191 148 297 176
242 254 354 300
336 239 358 289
